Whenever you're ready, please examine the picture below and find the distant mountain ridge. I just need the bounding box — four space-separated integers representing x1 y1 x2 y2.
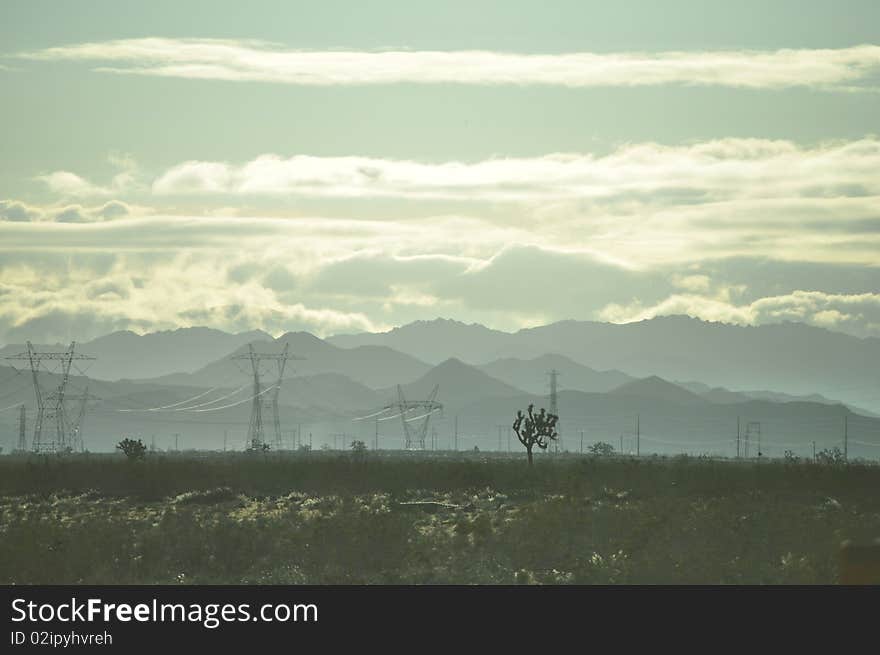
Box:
382 357 527 410
329 316 880 413
4 357 879 456
153 331 431 390
478 354 632 395
0 327 273 382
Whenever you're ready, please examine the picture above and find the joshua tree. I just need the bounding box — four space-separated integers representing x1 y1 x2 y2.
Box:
512 404 558 466
116 437 147 461
588 441 615 457
350 439 368 462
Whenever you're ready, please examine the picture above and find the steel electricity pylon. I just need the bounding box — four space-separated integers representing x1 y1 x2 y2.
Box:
353 385 443 450
232 343 299 451
5 342 95 453
395 384 442 450
67 386 101 453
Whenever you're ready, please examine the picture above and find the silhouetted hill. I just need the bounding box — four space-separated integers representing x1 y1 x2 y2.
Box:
0 327 273 381
279 373 382 411
330 318 512 363
609 376 708 406
5 361 880 458
379 358 526 410
478 354 632 394
699 387 752 404
155 331 430 390
329 316 880 412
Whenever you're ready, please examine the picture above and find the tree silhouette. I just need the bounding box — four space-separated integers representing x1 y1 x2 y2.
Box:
116 437 147 461
350 440 368 463
588 441 615 457
512 404 558 466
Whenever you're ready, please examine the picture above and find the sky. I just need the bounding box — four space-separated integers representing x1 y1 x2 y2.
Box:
1 0 879 344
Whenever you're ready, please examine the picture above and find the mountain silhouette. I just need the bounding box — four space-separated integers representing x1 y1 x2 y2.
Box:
329 316 880 412
154 331 430 390
0 327 272 381
609 376 708 406
479 353 632 394
381 357 526 410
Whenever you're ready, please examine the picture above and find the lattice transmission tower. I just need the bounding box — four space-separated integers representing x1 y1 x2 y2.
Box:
744 421 762 458
395 384 442 450
232 343 299 451
5 342 95 453
67 386 101 452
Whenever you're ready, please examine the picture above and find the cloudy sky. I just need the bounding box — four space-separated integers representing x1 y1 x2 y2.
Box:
2 0 879 344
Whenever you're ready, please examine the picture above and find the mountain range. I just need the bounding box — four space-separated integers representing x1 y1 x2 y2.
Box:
2 316 879 454
0 327 272 381
329 316 880 413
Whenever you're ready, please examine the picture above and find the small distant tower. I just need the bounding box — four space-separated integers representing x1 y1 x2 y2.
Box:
18 405 26 452
745 421 761 458
548 369 561 453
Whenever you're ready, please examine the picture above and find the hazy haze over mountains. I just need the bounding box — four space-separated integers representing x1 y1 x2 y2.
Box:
0 328 272 381
153 331 430 390
330 316 880 413
3 315 880 453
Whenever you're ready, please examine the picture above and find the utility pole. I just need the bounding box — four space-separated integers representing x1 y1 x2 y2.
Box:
223 429 228 452
331 432 345 450
812 440 816 462
548 369 561 453
580 429 584 454
174 433 179 451
736 416 741 459
454 416 459 452
636 415 640 457
18 405 26 452
374 419 379 451
844 415 848 462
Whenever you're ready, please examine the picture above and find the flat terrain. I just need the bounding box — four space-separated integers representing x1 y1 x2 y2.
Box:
1 452 878 584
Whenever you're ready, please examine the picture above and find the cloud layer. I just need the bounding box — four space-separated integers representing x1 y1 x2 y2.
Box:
5 136 880 343
18 39 880 90
147 138 880 267
150 138 880 201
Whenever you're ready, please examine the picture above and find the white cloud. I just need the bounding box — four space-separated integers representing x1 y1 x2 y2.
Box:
150 139 880 202
18 39 880 90
0 199 41 222
36 171 113 197
0 253 383 344
599 290 880 336
144 138 880 266
36 153 139 198
0 198 139 223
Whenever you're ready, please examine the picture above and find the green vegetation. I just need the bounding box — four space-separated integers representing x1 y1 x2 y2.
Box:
0 452 878 584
